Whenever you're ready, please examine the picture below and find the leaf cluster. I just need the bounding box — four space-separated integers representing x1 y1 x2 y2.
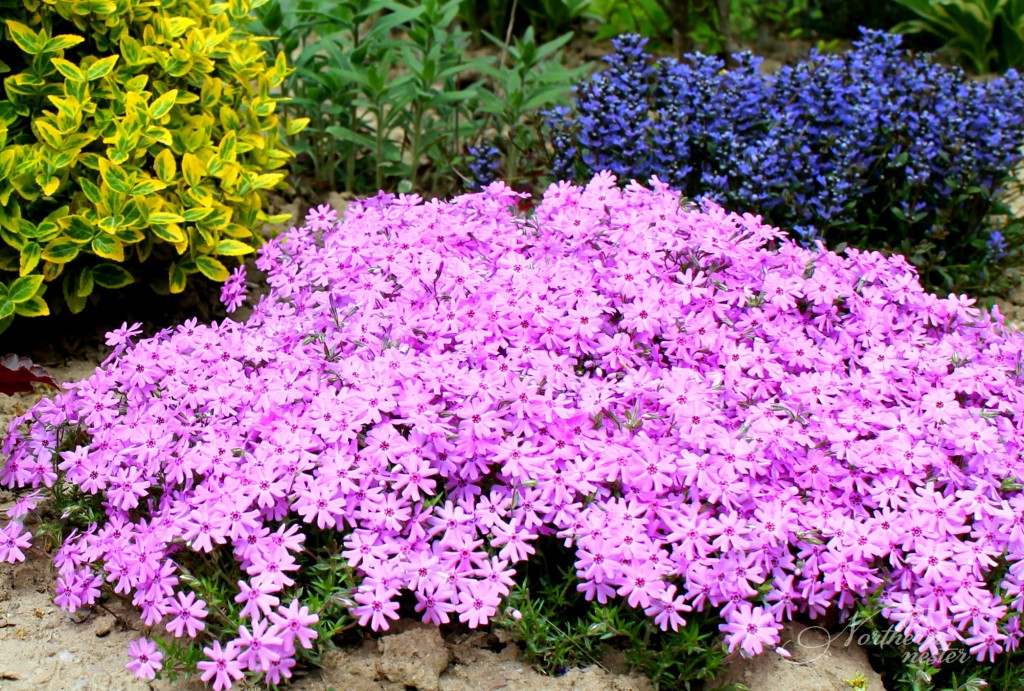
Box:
0 0 299 329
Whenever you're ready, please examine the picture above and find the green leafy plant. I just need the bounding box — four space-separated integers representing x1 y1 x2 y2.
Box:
252 0 488 195
473 27 586 188
251 0 581 197
893 0 1024 72
0 0 299 330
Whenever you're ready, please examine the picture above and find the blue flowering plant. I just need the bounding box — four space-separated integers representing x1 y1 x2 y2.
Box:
546 30 1024 296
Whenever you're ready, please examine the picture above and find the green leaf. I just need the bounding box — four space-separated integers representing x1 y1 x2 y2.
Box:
13 295 48 317
149 212 185 224
42 34 85 53
154 148 176 183
40 238 79 263
100 163 133 195
92 235 124 261
74 267 94 297
325 125 377 150
182 207 213 222
195 255 229 281
50 58 86 81
62 274 86 313
19 242 41 275
6 21 43 55
8 274 43 303
91 263 133 289
169 262 187 293
130 179 166 196
149 89 178 119
86 55 119 80
214 239 253 256
0 297 14 319
150 223 185 244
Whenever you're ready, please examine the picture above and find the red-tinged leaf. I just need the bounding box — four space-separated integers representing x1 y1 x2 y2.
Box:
0 353 58 395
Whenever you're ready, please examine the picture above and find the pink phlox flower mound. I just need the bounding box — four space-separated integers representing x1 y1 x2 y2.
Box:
4 172 1024 686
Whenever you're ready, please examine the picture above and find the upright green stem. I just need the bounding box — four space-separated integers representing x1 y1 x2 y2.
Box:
409 105 424 188
346 23 359 193
375 98 385 190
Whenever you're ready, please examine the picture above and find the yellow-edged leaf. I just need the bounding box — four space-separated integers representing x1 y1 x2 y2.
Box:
182 207 212 222
13 296 48 317
42 34 85 52
150 223 185 243
149 211 185 224
39 176 60 196
286 117 310 136
154 148 176 183
214 239 253 256
91 263 133 289
181 152 205 186
50 58 85 81
85 55 118 80
8 274 43 303
35 121 63 149
40 238 80 263
130 179 166 196
251 172 284 190
6 21 42 54
19 242 41 275
91 235 124 261
169 263 187 293
99 160 133 195
149 89 178 119
195 255 229 281
75 267 94 296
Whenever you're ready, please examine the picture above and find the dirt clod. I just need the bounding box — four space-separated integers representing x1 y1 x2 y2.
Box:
378 624 451 690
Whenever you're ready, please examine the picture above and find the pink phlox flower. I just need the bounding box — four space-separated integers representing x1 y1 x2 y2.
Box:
197 640 243 691
0 521 32 563
352 585 400 631
721 603 782 657
125 637 163 680
164 590 208 638
456 579 502 629
105 321 144 348
237 617 284 672
235 579 281 620
269 599 319 652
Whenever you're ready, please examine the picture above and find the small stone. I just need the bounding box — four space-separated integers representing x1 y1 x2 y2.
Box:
92 614 115 638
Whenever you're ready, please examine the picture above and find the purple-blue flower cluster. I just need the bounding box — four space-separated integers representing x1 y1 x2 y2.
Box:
546 30 1024 293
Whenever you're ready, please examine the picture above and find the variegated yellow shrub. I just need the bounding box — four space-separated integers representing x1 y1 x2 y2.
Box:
0 0 304 328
